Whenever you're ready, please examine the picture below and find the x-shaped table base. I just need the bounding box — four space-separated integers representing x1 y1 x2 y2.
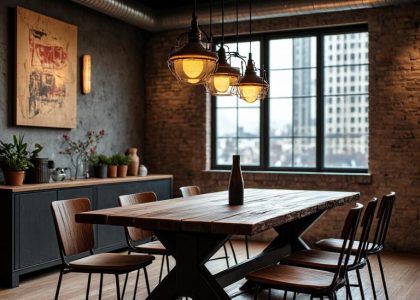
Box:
147 212 324 299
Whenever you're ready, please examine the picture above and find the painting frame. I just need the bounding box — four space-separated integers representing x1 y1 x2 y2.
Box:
15 6 78 129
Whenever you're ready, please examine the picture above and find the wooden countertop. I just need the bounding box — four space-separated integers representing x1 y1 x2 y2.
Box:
0 174 173 192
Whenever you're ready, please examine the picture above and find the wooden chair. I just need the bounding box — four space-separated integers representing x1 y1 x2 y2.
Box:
179 185 243 267
281 198 378 299
316 192 396 300
51 198 154 300
118 192 171 286
246 203 364 300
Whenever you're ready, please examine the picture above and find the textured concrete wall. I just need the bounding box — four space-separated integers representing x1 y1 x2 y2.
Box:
0 0 145 172
144 4 420 252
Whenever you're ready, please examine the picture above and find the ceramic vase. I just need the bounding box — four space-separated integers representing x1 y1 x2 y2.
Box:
127 147 140 176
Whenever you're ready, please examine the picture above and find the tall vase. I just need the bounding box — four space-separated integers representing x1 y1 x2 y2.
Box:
127 147 140 176
228 155 244 205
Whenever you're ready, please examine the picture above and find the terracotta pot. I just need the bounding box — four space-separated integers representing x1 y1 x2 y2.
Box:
127 147 140 176
117 165 128 177
4 170 26 186
108 165 118 178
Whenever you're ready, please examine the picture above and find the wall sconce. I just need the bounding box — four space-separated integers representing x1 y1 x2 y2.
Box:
82 54 91 94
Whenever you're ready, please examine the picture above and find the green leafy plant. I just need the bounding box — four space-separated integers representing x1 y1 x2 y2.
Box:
108 154 119 166
89 154 109 167
0 135 43 171
112 153 131 166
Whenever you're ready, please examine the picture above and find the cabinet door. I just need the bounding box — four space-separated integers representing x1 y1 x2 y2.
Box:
57 187 93 202
15 191 59 269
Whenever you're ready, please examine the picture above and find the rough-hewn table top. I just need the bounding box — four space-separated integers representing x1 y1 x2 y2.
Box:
76 189 359 235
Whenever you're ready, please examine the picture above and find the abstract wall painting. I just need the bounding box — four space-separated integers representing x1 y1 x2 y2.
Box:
16 7 77 128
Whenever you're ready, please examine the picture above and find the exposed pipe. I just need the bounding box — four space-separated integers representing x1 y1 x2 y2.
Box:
70 0 417 32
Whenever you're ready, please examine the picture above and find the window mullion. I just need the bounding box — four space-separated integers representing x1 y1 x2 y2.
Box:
316 33 325 171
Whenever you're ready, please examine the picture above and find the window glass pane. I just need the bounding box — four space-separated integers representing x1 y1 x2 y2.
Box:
324 135 368 168
294 138 316 167
216 95 237 108
217 108 237 137
270 99 293 137
293 97 317 137
324 32 369 66
214 41 261 166
270 68 316 98
238 138 260 165
270 37 316 69
324 65 369 96
217 138 237 165
270 138 292 167
238 108 260 138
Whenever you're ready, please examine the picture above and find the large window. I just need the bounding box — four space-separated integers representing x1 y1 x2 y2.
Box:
212 26 369 172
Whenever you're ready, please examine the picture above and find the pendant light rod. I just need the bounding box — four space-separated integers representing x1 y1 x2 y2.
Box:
221 0 224 46
249 0 251 53
236 0 239 53
209 0 212 38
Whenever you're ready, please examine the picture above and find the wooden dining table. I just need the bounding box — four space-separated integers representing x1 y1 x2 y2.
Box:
76 188 359 299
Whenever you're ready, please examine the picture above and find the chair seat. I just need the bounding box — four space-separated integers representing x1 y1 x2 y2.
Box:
69 253 154 272
246 264 340 292
282 249 360 271
316 238 376 254
134 240 169 255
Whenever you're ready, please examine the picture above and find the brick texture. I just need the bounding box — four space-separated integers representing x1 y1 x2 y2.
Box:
144 4 420 252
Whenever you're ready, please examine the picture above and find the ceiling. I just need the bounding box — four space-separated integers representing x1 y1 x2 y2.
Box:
135 0 234 11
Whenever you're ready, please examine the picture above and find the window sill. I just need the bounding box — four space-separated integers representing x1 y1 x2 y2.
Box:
202 169 372 184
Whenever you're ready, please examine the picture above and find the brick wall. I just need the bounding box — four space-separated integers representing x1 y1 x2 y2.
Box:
144 4 420 252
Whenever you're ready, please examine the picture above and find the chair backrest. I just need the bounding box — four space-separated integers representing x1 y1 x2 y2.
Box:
51 198 94 258
352 198 378 263
332 203 363 286
179 186 200 197
371 192 396 250
118 192 157 242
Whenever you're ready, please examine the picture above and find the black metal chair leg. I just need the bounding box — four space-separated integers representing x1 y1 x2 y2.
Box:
122 272 129 299
245 236 250 259
268 288 271 300
165 255 170 274
345 273 353 300
86 273 92 300
99 273 103 300
133 269 141 300
115 274 121 300
143 267 151 295
283 290 287 300
253 285 260 300
223 244 230 268
377 253 389 300
366 257 378 300
293 292 297 300
356 269 365 300
228 239 238 264
158 255 165 283
54 269 64 300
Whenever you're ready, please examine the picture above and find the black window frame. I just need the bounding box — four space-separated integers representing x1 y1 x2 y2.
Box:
211 24 369 173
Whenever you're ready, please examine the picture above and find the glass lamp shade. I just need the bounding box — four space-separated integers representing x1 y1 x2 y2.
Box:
206 48 240 95
168 15 218 85
237 54 269 103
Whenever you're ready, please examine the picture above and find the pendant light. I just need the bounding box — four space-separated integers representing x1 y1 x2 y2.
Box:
205 0 240 96
167 0 218 85
237 0 269 103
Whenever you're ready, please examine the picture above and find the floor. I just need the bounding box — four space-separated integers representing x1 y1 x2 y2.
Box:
0 240 419 300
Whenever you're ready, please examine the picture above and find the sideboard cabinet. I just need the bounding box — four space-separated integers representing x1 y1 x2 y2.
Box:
0 175 173 287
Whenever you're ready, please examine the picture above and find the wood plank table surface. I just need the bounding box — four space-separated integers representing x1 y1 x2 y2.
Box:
76 188 360 299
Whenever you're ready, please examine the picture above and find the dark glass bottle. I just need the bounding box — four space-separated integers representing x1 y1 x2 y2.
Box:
228 155 244 205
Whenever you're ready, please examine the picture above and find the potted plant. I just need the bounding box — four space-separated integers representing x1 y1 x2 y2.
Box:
90 154 109 178
0 135 42 186
115 154 131 178
108 154 119 178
